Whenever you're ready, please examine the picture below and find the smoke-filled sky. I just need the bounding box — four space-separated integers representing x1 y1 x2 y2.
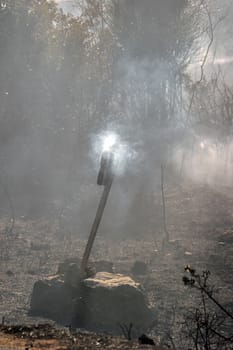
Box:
55 0 233 73
52 0 233 190
1 0 233 239
54 0 233 189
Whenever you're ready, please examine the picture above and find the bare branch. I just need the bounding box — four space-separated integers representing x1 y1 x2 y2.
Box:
161 164 169 249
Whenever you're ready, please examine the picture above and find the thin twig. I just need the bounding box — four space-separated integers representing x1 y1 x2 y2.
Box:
187 2 226 115
161 164 169 246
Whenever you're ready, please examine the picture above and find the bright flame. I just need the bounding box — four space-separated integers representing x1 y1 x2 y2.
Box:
102 133 118 152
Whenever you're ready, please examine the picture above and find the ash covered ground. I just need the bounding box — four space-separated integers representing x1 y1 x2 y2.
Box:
0 183 232 348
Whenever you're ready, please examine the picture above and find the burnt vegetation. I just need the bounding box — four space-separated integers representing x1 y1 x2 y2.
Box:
182 267 233 349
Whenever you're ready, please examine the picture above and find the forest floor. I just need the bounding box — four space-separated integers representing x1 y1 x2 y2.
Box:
0 183 233 349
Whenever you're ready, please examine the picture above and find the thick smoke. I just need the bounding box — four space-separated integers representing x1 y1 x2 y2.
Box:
173 138 233 187
0 0 232 239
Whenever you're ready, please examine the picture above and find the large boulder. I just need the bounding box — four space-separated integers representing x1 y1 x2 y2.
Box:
30 271 153 335
72 272 153 334
30 275 74 325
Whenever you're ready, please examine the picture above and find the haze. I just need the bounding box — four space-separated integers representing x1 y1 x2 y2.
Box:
0 1 233 348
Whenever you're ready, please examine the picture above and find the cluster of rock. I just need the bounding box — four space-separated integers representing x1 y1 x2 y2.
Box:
30 259 153 335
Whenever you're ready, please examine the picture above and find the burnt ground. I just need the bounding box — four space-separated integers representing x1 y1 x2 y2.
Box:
0 183 233 348
0 324 164 349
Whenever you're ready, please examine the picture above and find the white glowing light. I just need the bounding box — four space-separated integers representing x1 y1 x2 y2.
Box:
92 130 138 176
102 133 118 152
200 141 205 149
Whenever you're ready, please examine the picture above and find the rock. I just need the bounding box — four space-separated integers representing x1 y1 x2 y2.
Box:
30 276 74 325
30 272 153 335
6 270 14 277
57 258 113 275
57 258 81 275
93 260 114 273
138 334 155 345
64 263 81 288
72 272 153 334
131 261 148 276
